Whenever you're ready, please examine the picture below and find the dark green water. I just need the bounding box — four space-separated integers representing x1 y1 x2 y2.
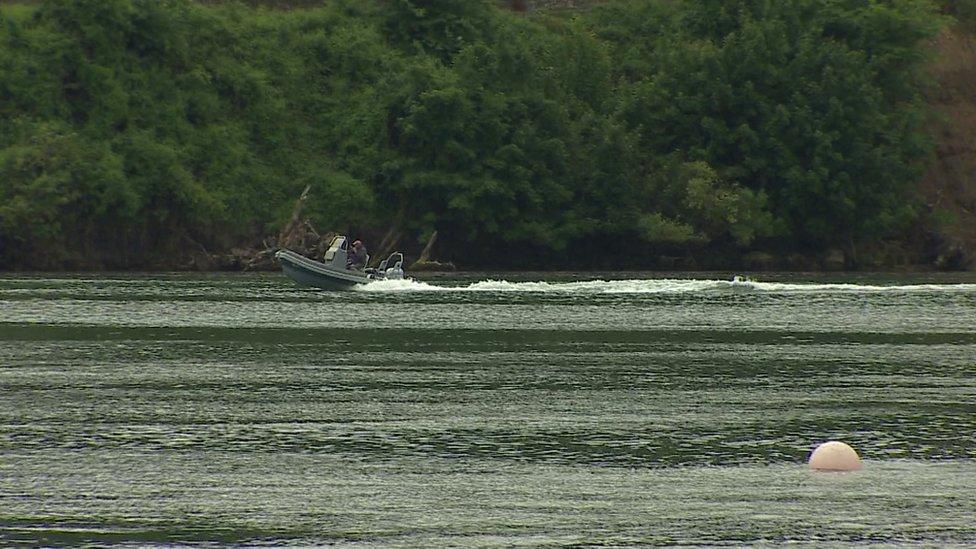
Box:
1 273 975 547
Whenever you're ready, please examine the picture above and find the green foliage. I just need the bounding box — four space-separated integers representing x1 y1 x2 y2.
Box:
637 213 698 245
636 161 774 246
944 0 976 27
382 0 496 61
591 0 940 252
0 0 947 269
0 0 362 266
673 161 773 246
0 123 134 267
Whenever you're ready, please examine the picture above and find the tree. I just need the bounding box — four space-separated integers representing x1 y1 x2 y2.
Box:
381 0 496 61
590 0 939 257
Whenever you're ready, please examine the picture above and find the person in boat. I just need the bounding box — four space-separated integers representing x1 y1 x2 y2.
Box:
346 239 368 270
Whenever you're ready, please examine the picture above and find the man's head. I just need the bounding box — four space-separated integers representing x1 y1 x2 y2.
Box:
353 240 363 249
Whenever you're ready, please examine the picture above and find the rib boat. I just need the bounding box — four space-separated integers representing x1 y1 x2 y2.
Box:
275 235 404 290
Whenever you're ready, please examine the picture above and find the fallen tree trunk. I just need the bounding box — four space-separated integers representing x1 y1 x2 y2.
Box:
409 230 455 271
417 230 438 263
206 185 336 271
278 184 311 251
373 225 402 267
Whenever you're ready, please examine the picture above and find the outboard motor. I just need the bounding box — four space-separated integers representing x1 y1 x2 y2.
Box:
384 252 405 280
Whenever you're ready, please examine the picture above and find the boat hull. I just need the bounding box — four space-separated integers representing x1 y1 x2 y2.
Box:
276 249 369 290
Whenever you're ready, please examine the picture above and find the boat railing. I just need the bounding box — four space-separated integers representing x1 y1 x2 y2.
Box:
378 252 403 272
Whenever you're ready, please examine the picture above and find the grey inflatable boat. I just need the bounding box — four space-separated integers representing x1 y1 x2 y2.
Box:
276 235 404 290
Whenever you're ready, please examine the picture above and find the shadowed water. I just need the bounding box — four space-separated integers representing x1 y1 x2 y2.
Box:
1 272 974 546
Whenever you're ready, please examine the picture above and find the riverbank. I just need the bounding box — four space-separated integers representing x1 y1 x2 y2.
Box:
3 1 972 273
1 247 971 273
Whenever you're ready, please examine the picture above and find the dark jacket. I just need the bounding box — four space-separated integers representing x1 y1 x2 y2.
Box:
347 244 368 270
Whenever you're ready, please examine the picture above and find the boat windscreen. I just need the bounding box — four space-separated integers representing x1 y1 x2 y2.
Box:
324 236 347 261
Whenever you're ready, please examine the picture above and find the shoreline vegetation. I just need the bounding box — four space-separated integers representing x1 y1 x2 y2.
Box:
1 0 974 272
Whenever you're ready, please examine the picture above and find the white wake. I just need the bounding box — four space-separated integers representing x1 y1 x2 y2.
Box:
357 276 976 294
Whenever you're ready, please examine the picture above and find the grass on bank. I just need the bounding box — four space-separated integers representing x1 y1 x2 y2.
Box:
0 3 39 22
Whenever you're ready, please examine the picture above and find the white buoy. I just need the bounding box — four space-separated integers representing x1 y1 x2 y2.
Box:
809 441 862 471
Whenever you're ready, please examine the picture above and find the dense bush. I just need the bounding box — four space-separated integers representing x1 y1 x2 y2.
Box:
0 0 944 269
589 0 940 256
943 0 976 27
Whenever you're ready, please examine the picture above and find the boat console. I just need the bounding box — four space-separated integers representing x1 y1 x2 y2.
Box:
323 236 350 269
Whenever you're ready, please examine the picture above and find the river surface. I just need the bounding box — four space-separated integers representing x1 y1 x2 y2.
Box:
1 272 975 547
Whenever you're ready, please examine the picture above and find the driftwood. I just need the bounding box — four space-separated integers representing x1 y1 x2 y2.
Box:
203 187 453 273
418 230 438 263
409 230 455 271
373 204 409 267
204 185 336 271
277 185 311 250
372 225 402 268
